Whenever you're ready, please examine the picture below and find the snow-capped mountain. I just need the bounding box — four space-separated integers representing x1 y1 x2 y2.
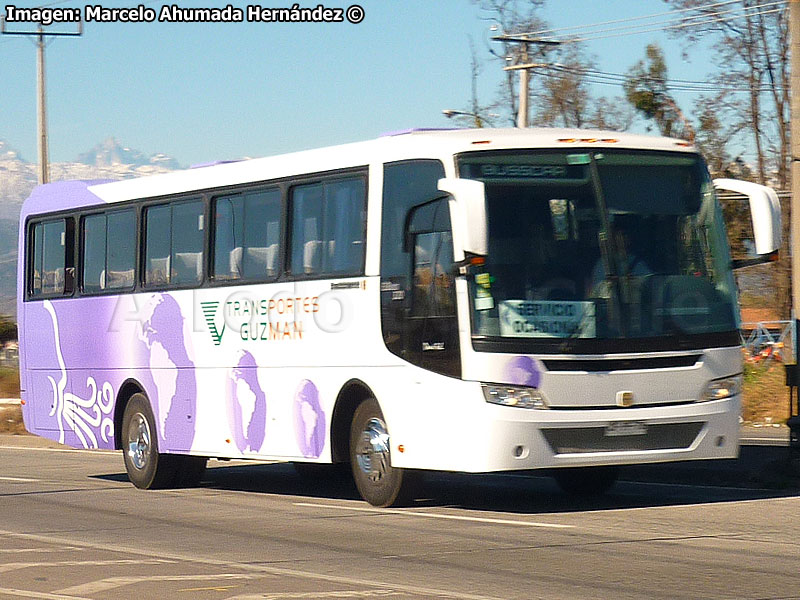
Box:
76 137 181 170
0 137 181 220
0 138 182 316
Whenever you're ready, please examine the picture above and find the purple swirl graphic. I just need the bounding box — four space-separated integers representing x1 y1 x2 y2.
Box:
226 351 267 453
293 379 326 458
505 356 542 388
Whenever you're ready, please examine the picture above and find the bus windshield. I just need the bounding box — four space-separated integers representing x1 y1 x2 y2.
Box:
458 149 738 351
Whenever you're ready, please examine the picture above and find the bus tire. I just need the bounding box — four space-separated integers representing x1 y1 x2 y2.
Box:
552 466 619 497
349 398 416 507
121 393 177 489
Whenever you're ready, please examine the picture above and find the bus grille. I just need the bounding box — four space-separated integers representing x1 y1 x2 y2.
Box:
541 422 704 454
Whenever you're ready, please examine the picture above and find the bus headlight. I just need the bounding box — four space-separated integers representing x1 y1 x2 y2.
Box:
482 384 549 409
700 375 742 402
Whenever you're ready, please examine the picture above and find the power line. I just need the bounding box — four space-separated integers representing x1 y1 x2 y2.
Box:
506 1 786 43
516 0 746 37
569 6 785 43
541 64 788 94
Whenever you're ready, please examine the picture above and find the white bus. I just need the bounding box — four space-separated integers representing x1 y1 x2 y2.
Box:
17 128 781 506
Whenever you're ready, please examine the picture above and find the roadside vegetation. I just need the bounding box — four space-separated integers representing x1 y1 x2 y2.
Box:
742 362 790 425
0 367 19 397
0 367 24 434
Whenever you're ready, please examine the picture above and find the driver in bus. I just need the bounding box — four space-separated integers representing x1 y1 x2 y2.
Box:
588 215 653 295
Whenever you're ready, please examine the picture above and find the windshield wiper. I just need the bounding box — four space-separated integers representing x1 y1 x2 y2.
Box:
580 152 628 337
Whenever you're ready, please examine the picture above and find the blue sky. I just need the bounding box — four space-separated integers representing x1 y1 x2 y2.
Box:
0 1 714 166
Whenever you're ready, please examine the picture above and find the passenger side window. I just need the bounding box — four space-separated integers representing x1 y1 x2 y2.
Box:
144 200 204 287
29 218 74 298
81 210 136 293
289 177 365 277
213 188 281 281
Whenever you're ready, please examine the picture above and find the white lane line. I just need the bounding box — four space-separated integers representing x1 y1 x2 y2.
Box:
0 445 117 455
0 529 505 600
229 592 406 599
56 573 273 596
0 546 80 554
0 588 92 600
0 558 174 574
294 501 575 529
0 476 40 482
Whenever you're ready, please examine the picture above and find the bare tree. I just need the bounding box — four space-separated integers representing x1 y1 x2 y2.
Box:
472 0 548 125
661 0 790 320
588 96 635 132
446 37 495 128
530 43 593 127
661 0 790 187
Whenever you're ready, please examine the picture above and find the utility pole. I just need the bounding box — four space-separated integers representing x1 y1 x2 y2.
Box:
791 0 800 337
36 26 48 184
788 0 800 451
517 43 529 128
1 16 82 184
492 34 560 128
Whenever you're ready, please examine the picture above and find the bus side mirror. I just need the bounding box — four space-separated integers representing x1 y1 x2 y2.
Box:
713 178 781 264
437 178 488 260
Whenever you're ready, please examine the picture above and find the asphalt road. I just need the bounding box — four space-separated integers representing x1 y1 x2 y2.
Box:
1 433 799 600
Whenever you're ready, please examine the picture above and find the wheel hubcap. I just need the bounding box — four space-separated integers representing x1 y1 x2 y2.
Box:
127 412 152 470
356 417 390 482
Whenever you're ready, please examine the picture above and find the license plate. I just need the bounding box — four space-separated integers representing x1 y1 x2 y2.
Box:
604 421 648 437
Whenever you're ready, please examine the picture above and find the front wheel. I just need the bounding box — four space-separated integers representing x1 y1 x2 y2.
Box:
350 398 417 507
121 393 177 489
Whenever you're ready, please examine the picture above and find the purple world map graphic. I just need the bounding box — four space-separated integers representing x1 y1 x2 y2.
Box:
505 356 543 388
293 379 326 458
226 350 267 453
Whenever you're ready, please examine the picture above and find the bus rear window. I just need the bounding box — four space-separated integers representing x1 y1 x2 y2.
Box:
29 218 74 298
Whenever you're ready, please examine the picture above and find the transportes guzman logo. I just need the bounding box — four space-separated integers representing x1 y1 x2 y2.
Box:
201 301 225 346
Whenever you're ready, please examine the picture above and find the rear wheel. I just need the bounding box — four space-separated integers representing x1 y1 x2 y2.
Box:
552 466 620 497
350 398 417 507
121 393 177 489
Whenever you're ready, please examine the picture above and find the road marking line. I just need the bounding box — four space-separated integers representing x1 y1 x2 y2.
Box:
0 546 80 554
294 501 574 529
0 476 40 482
0 529 505 600
0 445 117 455
0 558 174 574
57 573 272 596
0 588 92 600
229 591 405 599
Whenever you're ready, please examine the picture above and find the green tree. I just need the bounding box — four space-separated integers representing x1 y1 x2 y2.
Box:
0 316 16 344
624 44 694 140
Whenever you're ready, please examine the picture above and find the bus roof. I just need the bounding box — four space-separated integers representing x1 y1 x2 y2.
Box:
21 128 697 217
